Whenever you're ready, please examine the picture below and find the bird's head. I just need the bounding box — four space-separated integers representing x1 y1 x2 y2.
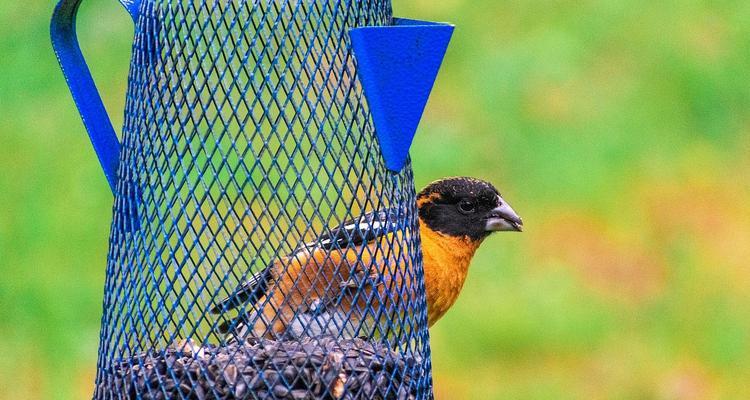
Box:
416 177 523 241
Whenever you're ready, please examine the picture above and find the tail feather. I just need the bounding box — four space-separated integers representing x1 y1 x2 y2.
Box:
217 312 253 334
211 268 270 314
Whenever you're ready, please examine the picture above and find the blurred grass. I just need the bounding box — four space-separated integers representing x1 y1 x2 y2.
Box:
2 0 750 399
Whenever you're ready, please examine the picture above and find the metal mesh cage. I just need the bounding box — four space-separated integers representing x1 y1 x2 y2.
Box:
90 1 431 398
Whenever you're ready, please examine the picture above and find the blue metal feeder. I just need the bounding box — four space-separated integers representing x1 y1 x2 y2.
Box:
52 1 452 399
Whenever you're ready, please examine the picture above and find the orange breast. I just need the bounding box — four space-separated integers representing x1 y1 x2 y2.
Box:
419 222 480 326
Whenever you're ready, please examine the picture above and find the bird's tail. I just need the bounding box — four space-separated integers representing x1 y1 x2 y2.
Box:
210 268 271 315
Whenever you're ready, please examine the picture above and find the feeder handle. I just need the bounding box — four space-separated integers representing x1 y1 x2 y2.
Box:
50 0 140 193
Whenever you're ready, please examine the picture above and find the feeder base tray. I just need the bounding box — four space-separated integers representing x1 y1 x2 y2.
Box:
95 336 420 400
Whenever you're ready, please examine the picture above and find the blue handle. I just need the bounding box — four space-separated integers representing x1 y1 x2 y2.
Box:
50 0 141 193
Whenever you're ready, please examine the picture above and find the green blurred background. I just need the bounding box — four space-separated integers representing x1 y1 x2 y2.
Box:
2 0 750 398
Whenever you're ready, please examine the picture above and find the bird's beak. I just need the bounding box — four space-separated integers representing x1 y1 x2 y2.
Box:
485 196 523 232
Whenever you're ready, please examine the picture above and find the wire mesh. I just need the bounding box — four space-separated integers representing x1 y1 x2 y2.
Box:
94 1 432 399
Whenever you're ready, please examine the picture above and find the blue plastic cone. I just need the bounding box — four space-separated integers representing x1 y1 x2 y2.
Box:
350 18 454 172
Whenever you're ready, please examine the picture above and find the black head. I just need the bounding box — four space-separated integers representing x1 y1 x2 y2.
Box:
417 177 523 241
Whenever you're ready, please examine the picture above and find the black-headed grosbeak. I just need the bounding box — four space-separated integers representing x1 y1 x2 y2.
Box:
211 177 522 339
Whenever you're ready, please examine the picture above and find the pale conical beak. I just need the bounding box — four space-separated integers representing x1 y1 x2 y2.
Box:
485 196 523 232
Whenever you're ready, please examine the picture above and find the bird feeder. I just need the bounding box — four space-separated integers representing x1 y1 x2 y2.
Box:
52 0 452 399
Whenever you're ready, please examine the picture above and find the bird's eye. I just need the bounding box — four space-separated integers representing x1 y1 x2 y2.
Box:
458 201 475 214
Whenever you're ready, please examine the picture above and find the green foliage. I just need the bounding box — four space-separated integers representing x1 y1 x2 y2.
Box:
2 0 750 398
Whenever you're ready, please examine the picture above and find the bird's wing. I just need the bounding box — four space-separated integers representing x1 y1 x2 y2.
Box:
302 208 402 251
212 207 402 335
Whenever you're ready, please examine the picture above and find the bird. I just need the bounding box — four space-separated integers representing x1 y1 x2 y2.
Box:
211 177 523 340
